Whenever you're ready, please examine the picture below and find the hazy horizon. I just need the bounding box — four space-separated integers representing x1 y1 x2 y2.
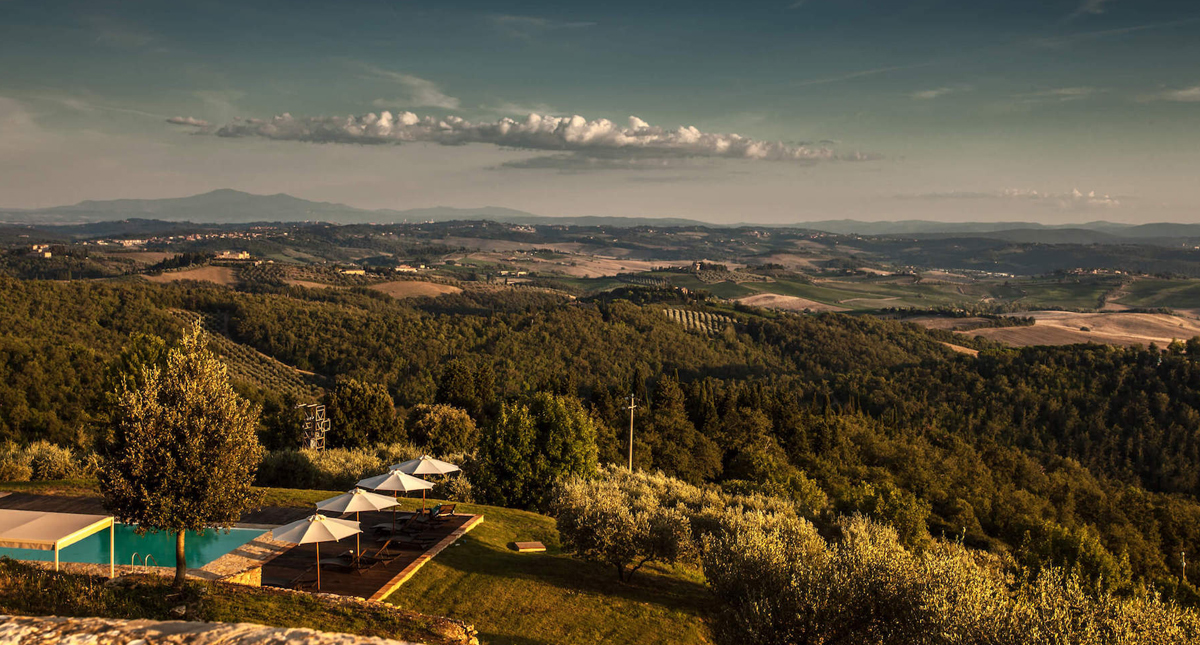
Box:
2 1 1198 224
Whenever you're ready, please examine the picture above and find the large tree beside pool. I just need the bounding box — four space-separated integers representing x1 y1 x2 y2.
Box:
97 322 264 588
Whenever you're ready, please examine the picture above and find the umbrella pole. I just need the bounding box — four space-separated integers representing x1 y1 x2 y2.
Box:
316 541 321 592
356 511 361 559
392 492 398 535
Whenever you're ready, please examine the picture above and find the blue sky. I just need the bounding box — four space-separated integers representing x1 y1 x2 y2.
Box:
1 0 1198 223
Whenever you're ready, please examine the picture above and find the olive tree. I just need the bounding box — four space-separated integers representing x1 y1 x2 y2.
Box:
98 324 263 588
553 473 692 582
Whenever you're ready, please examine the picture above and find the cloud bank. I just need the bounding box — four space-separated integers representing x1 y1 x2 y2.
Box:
170 111 866 166
1140 86 1200 102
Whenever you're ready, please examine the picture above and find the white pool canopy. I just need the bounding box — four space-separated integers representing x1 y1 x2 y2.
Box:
0 509 115 576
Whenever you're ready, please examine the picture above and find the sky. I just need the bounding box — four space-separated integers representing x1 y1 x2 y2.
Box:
1 0 1198 224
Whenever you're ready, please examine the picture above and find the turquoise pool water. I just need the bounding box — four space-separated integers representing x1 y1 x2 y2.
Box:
0 524 263 568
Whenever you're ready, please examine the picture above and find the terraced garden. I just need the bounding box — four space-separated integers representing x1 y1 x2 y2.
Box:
171 309 324 401
662 308 736 333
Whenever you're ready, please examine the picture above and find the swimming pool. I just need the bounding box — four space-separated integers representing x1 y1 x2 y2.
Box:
0 524 264 568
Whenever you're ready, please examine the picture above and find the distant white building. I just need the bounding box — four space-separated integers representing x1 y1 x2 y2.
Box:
394 264 418 273
215 250 252 261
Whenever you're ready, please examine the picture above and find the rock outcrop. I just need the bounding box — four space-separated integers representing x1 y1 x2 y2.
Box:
0 615 420 644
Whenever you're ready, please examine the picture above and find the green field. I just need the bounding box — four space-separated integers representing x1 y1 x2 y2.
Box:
995 276 1117 310
648 272 1121 312
1119 278 1200 309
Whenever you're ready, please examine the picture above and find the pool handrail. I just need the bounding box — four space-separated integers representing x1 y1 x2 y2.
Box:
130 552 159 567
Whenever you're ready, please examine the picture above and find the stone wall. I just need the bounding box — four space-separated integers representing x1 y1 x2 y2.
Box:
0 615 419 644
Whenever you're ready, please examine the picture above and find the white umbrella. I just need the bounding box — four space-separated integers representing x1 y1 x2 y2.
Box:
358 470 435 493
316 488 398 555
272 513 361 591
390 456 461 512
391 455 461 476
358 470 437 534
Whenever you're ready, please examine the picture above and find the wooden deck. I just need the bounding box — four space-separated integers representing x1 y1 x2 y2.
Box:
258 510 481 599
0 494 483 600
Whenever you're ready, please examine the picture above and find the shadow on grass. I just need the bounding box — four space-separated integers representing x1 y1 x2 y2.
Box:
473 632 558 645
427 532 715 618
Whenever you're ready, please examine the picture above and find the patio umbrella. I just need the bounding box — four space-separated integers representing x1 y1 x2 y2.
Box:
357 470 435 534
316 488 398 556
390 455 460 512
272 513 360 591
391 455 461 476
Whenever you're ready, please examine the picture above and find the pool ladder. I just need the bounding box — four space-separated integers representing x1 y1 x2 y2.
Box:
130 552 158 567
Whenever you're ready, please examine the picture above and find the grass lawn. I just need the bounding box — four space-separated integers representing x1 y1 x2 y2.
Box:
1 481 716 645
385 503 715 645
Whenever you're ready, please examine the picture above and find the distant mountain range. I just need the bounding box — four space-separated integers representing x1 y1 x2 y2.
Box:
0 189 704 228
3 189 1199 242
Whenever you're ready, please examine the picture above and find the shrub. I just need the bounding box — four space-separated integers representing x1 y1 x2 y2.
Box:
24 440 82 480
256 448 382 490
374 442 422 467
702 511 1200 645
0 454 32 482
435 473 475 503
255 444 467 492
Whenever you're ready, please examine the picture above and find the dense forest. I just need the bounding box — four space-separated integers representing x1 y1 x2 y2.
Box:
1 276 1199 603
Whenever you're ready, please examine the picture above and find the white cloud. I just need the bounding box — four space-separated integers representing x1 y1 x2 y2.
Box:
192 112 865 166
166 116 211 128
911 87 956 100
357 64 460 110
488 14 596 39
906 188 1121 209
1139 86 1200 102
1001 87 1101 109
1069 0 1114 20
1027 87 1098 100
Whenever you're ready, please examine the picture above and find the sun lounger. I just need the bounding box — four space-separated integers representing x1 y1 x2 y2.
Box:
359 547 404 567
371 511 422 533
429 504 456 522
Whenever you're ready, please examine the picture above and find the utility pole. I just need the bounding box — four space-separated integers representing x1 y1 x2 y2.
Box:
626 394 638 470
